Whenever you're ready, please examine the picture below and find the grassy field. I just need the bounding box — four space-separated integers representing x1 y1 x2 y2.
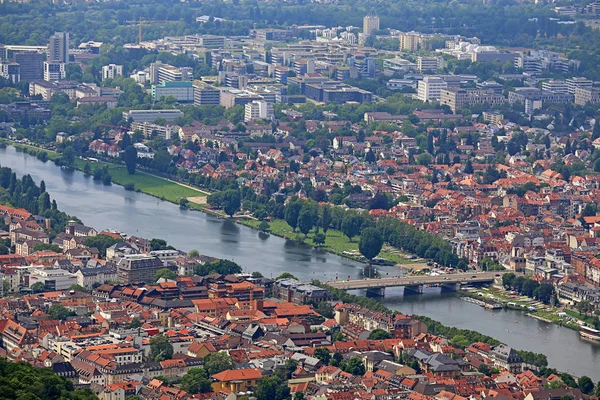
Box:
239 217 416 266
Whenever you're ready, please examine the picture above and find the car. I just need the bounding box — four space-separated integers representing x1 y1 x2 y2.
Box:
495 274 501 277
471 275 477 278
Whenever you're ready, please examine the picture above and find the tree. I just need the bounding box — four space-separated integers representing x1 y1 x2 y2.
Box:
341 213 362 242
285 201 302 231
255 375 290 400
284 359 298 379
31 282 46 293
478 363 491 376
313 347 331 365
68 284 88 292
275 272 297 280
464 159 474 174
179 368 212 394
84 234 118 258
204 352 235 375
123 145 137 175
316 301 334 318
258 221 270 232
359 228 384 263
313 232 326 246
331 352 343 367
61 146 75 167
298 206 316 237
32 243 62 253
502 272 516 289
48 303 73 321
150 334 174 361
154 268 177 282
83 163 92 175
223 190 241 217
341 357 366 376
321 205 332 233
368 329 392 340
120 132 132 149
578 376 594 394
188 249 200 257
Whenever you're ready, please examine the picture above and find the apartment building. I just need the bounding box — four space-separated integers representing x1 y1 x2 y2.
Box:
417 56 444 72
244 100 274 122
193 81 221 105
399 33 421 51
102 64 123 81
14 51 44 81
363 15 380 35
149 62 192 84
116 254 164 283
574 87 600 106
566 77 593 94
152 81 194 103
48 32 69 63
122 109 183 123
43 61 65 81
417 76 447 102
439 87 505 113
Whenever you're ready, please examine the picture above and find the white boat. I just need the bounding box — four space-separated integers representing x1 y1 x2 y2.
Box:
580 325 600 341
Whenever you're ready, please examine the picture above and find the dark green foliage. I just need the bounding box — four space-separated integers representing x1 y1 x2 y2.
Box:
255 375 290 400
0 358 98 399
193 259 242 276
123 145 137 175
179 368 212 394
204 352 235 375
341 357 366 376
149 334 174 361
83 234 118 258
368 329 392 340
359 227 384 262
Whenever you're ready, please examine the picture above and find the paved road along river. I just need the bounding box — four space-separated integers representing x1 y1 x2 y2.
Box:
2 146 600 379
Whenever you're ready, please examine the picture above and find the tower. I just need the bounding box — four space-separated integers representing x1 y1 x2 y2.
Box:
363 15 380 36
48 32 69 63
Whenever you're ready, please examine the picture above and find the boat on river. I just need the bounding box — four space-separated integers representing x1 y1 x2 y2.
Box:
580 325 600 341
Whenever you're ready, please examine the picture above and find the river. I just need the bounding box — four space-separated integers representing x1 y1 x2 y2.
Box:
2 145 600 380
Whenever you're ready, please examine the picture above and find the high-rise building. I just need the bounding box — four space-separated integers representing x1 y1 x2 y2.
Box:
14 52 44 81
363 15 380 36
149 62 192 84
101 64 123 81
48 32 70 63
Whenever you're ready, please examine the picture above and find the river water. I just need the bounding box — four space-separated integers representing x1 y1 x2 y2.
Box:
2 146 599 379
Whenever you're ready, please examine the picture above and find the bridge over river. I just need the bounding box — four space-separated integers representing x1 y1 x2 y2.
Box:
326 271 514 297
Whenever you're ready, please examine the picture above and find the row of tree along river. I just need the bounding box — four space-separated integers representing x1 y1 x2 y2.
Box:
2 145 599 380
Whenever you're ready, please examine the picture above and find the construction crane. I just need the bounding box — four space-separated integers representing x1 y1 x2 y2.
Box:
138 17 175 44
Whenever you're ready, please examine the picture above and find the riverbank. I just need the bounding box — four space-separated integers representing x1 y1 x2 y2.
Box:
459 286 583 331
2 140 416 267
2 140 208 211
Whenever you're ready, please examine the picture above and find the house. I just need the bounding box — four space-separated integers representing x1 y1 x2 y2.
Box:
315 365 342 383
211 368 262 393
490 344 523 373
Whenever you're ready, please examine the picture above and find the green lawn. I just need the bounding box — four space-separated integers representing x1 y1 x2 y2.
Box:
240 218 416 265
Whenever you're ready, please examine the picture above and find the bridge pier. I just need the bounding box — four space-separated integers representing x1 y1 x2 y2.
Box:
365 287 385 298
441 282 459 292
404 284 423 294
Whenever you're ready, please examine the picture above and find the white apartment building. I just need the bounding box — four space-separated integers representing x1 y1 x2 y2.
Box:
102 64 123 81
417 76 447 102
417 56 444 72
43 61 65 81
244 100 274 122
